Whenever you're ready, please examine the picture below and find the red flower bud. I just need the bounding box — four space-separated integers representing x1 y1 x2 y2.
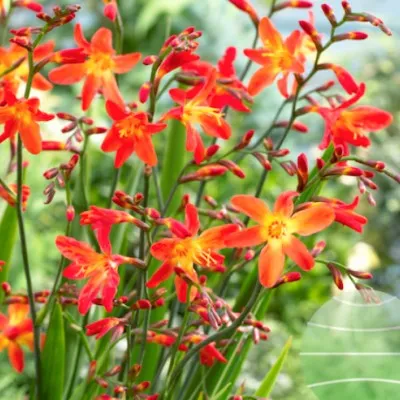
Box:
321 4 337 26
327 263 344 290
274 0 313 12
66 205 75 222
218 160 245 178
206 144 220 158
228 0 259 25
299 20 322 49
143 55 158 65
252 152 272 171
235 129 255 150
333 32 368 42
139 81 151 103
2 282 11 296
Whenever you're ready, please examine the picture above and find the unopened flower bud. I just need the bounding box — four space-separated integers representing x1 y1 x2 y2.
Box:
66 205 75 222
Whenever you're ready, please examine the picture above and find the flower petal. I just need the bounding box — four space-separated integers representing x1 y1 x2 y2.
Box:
258 240 285 288
19 120 41 155
115 141 135 168
105 100 127 121
49 64 86 85
185 204 200 236
248 67 278 96
199 224 239 249
134 134 157 166
175 276 197 303
74 23 90 50
8 342 24 373
224 226 266 248
259 17 284 49
113 53 141 74
102 73 124 110
231 194 270 224
273 191 298 217
150 239 176 261
147 261 174 288
290 204 334 236
282 234 314 271
82 74 101 111
91 27 113 53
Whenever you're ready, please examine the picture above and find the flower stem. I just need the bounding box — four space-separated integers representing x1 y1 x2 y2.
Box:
163 281 263 398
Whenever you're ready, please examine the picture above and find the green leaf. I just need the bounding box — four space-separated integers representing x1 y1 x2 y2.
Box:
134 0 194 38
0 205 18 303
41 303 65 400
254 336 293 397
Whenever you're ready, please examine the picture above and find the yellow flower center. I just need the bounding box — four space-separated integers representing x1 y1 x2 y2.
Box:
182 104 223 125
173 238 217 270
116 115 145 139
267 220 287 239
85 52 115 75
8 102 32 124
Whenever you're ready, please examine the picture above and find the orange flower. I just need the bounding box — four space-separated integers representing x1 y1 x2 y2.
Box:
0 41 54 100
101 101 166 167
49 24 141 111
244 17 305 97
304 196 368 233
162 70 231 164
187 334 227 366
0 304 34 373
225 192 334 288
80 205 150 253
182 47 253 112
0 183 30 211
147 204 238 302
56 235 144 314
86 317 125 340
314 83 393 153
0 90 54 154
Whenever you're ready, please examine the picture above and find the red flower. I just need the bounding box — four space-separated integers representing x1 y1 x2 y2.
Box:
0 41 54 99
162 70 231 164
244 17 305 97
306 196 368 233
0 183 30 211
49 24 141 111
147 204 238 302
314 83 393 153
187 334 227 366
103 0 118 21
225 192 334 287
0 304 34 373
80 206 150 254
101 101 166 167
182 47 252 112
0 90 54 154
86 317 125 340
55 235 144 314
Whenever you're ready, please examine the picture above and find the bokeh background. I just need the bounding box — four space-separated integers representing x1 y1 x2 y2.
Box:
0 0 399 398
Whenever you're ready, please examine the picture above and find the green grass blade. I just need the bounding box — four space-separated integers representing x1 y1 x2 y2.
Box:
254 336 293 397
41 303 65 400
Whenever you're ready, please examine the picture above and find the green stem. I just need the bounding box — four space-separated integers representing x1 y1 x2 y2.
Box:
166 286 192 383
64 313 90 400
163 282 263 397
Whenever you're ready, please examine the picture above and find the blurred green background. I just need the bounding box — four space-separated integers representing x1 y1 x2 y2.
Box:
0 0 399 398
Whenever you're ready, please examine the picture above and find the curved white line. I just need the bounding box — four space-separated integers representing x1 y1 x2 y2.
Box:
300 352 400 356
333 296 396 307
309 378 400 389
307 322 400 332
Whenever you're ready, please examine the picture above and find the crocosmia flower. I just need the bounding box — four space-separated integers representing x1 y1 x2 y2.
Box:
49 24 141 111
86 317 125 340
162 70 231 164
101 101 167 167
0 183 30 211
187 334 227 366
0 90 54 154
182 46 252 112
0 41 54 100
56 235 144 314
244 17 305 97
225 192 334 288
0 304 34 373
313 83 393 153
147 204 238 302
